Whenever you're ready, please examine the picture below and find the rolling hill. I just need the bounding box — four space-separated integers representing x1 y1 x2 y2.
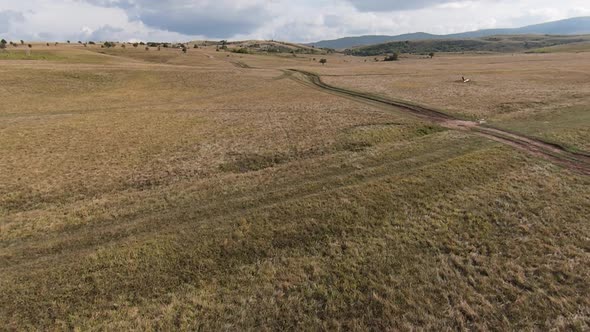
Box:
310 16 590 49
345 34 590 56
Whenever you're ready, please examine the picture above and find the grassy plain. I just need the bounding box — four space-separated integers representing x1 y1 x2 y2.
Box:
1 43 589 330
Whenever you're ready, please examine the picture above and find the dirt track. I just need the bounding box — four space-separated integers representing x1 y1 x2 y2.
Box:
289 69 590 175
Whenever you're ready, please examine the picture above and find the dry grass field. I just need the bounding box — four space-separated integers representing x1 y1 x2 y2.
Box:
1 43 589 330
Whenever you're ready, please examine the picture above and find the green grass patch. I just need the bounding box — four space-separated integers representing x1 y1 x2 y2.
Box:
493 106 590 153
0 50 67 61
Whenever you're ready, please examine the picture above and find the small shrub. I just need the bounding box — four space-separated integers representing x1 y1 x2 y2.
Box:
231 48 249 54
319 58 327 65
384 53 399 61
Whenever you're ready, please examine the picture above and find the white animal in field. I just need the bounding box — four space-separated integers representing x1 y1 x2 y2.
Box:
461 76 471 83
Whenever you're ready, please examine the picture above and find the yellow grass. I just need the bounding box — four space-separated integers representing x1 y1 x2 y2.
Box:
1 43 589 330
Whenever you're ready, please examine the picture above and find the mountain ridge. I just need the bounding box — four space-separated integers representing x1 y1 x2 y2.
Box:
309 17 590 49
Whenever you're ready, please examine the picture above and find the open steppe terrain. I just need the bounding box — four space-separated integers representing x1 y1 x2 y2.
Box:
1 43 589 330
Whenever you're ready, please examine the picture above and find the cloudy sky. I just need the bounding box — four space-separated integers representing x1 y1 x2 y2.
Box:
0 0 589 42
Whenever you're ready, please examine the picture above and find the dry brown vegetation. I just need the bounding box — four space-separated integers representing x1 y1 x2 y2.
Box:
321 52 590 151
1 43 589 330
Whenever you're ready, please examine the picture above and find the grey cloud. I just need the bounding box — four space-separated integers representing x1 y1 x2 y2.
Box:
81 0 268 38
0 10 25 33
346 0 464 12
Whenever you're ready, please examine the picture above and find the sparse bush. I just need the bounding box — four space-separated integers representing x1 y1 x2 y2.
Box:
133 42 139 48
67 40 70 44
88 41 95 45
140 42 145 45
193 44 198 49
0 39 7 49
20 40 24 45
319 58 327 65
28 44 32 48
429 52 435 58
145 46 149 51
121 44 126 48
231 48 249 54
103 41 115 48
384 53 399 61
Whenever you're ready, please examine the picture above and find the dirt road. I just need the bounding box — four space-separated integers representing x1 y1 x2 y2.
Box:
289 69 590 175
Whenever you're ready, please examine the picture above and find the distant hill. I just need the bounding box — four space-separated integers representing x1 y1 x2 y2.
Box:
345 34 590 56
310 17 590 49
225 40 328 55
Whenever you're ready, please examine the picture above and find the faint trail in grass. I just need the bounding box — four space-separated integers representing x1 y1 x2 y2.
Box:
231 61 254 69
0 136 484 269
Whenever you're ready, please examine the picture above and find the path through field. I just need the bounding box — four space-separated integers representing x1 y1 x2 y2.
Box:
289 69 590 175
